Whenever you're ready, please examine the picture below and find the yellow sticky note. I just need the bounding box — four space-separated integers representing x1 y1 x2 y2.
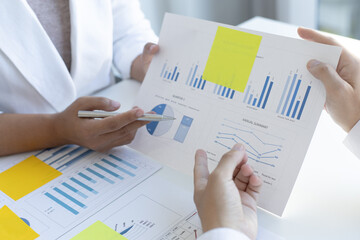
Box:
0 205 39 240
0 155 62 201
203 26 262 92
71 221 128 240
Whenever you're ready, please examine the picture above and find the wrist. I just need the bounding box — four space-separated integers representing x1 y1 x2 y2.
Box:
51 113 68 146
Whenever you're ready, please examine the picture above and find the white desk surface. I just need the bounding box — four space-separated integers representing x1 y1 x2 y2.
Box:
1 17 359 240
94 17 360 240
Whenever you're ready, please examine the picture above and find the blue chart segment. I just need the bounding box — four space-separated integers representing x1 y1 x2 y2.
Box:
214 121 283 167
243 76 273 109
186 64 207 90
146 104 174 136
213 84 235 99
160 62 180 81
174 116 193 143
277 73 311 120
32 145 144 224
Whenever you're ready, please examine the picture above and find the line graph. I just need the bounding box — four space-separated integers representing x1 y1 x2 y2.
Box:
213 121 284 168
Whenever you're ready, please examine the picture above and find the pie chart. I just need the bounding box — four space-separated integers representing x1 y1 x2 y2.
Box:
146 104 174 136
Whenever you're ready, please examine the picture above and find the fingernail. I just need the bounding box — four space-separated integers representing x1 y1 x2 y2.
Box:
135 109 144 117
111 100 120 109
308 59 321 69
232 144 244 151
149 44 156 52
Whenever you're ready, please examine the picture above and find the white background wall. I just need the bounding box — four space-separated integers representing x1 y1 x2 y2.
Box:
139 0 318 35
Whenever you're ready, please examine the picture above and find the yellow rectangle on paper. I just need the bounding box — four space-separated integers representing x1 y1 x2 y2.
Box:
0 205 39 240
71 221 128 240
0 155 62 201
203 26 262 92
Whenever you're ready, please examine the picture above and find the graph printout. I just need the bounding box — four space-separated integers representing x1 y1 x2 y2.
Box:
130 14 341 216
0 146 161 239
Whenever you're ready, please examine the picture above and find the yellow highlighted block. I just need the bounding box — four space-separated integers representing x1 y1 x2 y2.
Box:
203 26 262 93
71 221 128 240
0 205 39 240
0 155 62 201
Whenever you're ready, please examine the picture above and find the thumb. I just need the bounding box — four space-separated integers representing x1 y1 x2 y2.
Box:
307 60 344 94
142 43 159 63
194 150 210 194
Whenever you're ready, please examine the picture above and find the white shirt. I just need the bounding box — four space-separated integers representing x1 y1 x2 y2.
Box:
0 0 157 114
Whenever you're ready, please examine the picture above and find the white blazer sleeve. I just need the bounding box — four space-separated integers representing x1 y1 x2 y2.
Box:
198 228 251 240
111 0 158 79
344 120 360 159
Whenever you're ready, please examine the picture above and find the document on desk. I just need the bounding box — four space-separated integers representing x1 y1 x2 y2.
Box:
0 146 161 239
130 13 342 216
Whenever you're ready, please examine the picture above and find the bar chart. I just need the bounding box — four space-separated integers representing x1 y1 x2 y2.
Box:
276 72 311 120
243 75 274 109
174 116 193 143
185 64 207 90
28 146 161 226
213 84 235 99
160 62 180 82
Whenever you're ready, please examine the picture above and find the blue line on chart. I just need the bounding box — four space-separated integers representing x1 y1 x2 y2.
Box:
220 124 283 147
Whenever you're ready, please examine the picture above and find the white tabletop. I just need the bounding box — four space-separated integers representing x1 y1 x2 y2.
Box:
94 17 360 240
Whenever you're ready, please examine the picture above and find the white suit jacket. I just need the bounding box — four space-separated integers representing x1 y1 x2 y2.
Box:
0 0 157 114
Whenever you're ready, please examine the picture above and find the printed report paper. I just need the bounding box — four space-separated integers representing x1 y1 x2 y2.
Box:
130 13 341 216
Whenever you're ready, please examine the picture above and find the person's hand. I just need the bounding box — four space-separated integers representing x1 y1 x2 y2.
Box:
54 96 147 152
130 42 159 82
194 143 262 240
298 27 360 132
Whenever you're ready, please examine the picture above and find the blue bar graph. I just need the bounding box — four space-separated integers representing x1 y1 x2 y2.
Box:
201 79 206 90
45 192 79 215
193 78 198 87
48 146 83 166
109 154 138 169
292 101 301 118
286 79 302 117
217 85 222 95
56 149 93 171
164 71 168 79
43 146 70 162
221 86 227 96
189 65 198 86
70 177 98 194
175 72 179 81
277 75 291 113
174 116 193 143
297 86 311 120
86 168 115 184
197 77 202 88
257 76 270 107
101 159 135 177
167 72 171 79
262 81 273 109
252 98 257 106
53 187 87 209
281 74 297 115
171 66 178 80
248 94 253 105
160 63 167 77
62 182 88 199
78 172 96 183
186 67 193 85
243 85 251 103
94 163 124 180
